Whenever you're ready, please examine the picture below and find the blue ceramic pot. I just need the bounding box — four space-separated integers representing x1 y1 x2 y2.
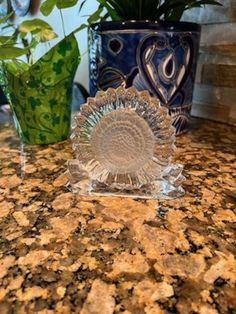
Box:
89 21 201 134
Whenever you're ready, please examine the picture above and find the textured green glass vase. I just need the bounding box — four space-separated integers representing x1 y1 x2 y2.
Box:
1 33 79 145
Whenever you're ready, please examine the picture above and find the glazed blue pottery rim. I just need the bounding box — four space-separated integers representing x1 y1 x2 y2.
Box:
90 20 201 33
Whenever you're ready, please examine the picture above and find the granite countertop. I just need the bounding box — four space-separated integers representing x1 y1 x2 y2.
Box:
0 118 235 314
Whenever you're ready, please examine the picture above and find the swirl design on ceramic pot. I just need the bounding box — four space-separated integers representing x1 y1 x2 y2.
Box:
137 34 193 105
71 87 176 189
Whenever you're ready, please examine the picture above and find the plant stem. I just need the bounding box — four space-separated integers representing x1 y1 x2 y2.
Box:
59 9 66 37
29 53 33 65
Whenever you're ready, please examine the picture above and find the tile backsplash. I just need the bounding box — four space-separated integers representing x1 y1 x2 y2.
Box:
184 0 236 125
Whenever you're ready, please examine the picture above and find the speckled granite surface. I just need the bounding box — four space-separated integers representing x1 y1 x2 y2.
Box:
0 119 235 314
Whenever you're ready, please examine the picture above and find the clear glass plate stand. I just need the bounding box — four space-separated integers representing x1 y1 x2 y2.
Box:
68 87 185 199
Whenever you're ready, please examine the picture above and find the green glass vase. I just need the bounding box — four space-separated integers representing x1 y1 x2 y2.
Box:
0 33 79 145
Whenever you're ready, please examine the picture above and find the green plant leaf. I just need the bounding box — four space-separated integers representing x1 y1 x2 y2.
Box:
29 38 39 49
0 36 13 44
79 0 87 13
0 12 13 24
96 0 120 20
40 0 57 16
2 60 29 76
19 19 58 42
0 47 29 59
56 0 79 9
87 5 104 24
156 0 222 21
40 0 79 16
90 0 223 21
73 23 88 33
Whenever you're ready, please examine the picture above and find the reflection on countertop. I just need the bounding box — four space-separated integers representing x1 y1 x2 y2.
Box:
0 118 235 314
0 105 11 125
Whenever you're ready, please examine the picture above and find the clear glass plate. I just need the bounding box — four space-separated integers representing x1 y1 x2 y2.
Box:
68 87 185 199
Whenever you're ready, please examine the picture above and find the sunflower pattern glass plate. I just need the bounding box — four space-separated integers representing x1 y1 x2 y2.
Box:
68 87 185 199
